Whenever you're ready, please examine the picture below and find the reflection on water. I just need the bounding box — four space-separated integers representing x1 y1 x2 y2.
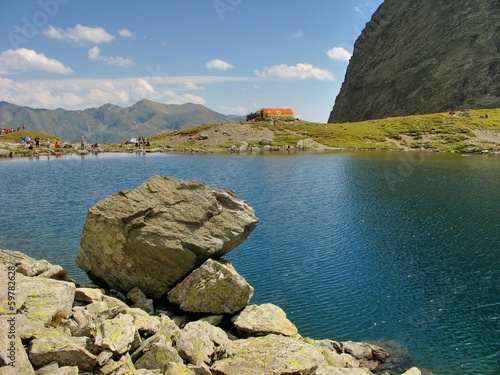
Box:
0 151 499 375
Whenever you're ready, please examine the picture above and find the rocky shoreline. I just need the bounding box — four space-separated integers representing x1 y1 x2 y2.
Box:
1 176 422 375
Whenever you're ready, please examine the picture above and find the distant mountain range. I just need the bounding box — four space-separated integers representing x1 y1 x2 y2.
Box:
0 100 244 143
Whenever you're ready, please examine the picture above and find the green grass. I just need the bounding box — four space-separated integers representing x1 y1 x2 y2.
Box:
0 130 62 143
147 108 499 152
3 108 499 154
253 108 499 152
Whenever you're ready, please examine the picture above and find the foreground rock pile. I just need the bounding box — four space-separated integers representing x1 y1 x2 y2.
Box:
1 176 422 374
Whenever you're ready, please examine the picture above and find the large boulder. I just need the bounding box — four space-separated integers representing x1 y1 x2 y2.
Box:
76 176 258 298
167 259 254 314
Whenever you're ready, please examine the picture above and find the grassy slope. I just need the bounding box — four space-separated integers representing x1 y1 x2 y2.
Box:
0 130 62 143
2 109 499 154
293 108 499 152
151 108 499 153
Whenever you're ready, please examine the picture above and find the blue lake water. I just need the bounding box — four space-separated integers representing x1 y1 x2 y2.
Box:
0 151 499 374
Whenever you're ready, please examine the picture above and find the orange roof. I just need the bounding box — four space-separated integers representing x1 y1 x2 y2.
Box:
262 108 294 116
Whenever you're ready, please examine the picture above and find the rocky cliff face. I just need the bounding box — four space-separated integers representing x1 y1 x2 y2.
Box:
328 0 500 123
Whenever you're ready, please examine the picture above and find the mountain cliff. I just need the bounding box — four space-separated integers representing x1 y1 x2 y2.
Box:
328 0 500 123
0 100 237 143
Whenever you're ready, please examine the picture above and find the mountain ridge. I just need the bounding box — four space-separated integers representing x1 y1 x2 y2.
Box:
0 100 242 143
328 0 500 123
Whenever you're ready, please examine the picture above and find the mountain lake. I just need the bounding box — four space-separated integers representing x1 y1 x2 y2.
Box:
0 150 498 375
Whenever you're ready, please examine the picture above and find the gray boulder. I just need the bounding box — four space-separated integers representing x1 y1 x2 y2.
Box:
94 314 136 355
175 321 230 365
232 303 298 338
28 336 97 372
76 176 258 298
0 316 35 374
134 342 183 371
34 363 79 375
328 340 389 372
211 334 328 375
94 353 135 375
16 274 75 329
0 249 70 281
167 259 254 314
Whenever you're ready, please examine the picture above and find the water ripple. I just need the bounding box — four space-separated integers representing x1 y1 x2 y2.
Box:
1 152 499 375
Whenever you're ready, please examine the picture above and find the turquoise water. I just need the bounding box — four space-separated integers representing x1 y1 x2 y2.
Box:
0 151 499 374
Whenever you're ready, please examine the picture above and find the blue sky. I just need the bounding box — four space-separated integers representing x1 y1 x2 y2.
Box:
0 0 383 123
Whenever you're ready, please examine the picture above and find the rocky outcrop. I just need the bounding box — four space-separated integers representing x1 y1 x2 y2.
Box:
76 175 259 298
0 250 394 374
0 177 417 374
328 0 500 123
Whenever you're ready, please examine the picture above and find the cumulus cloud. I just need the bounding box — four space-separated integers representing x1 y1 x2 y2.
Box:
183 81 204 90
255 63 333 81
118 29 133 37
0 48 73 75
292 29 304 38
88 46 134 67
0 75 253 110
205 59 234 71
326 47 352 61
43 24 115 44
136 79 155 93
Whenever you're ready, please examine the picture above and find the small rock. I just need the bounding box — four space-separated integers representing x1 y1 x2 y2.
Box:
232 303 298 338
134 343 183 371
175 321 229 365
94 314 136 355
74 287 103 303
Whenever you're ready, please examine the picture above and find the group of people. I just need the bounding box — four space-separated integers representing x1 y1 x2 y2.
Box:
80 137 99 150
449 110 489 118
136 136 150 147
25 137 51 150
1 124 25 134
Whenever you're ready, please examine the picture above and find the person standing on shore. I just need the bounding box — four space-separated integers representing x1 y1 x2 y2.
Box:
81 136 85 150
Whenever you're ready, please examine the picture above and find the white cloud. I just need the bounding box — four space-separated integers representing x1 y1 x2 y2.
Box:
43 24 115 44
118 29 133 37
292 29 304 38
183 81 204 90
205 59 234 71
354 2 370 16
88 46 134 67
255 63 334 81
326 47 352 62
163 90 206 105
136 79 155 93
0 48 73 75
0 75 254 110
